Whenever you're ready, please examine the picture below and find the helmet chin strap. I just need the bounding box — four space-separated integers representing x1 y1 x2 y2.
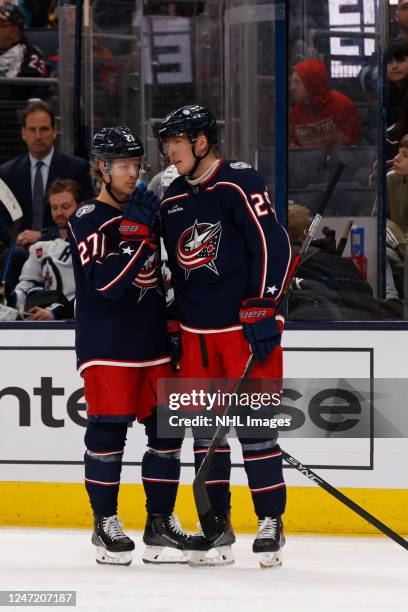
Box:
186 141 211 179
103 172 128 206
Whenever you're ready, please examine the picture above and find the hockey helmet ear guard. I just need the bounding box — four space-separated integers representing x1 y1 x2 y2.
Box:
92 126 144 161
156 105 217 156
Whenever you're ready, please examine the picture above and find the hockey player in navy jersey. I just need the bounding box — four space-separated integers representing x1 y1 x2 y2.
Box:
68 127 191 566
156 105 292 568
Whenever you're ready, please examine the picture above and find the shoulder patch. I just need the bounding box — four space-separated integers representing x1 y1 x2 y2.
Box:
230 161 252 170
76 203 95 218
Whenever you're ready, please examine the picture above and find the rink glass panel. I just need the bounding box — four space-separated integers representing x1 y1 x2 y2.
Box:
287 0 388 317
57 0 396 319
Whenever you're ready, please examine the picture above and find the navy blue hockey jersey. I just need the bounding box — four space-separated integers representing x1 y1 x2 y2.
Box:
68 199 169 373
160 159 291 331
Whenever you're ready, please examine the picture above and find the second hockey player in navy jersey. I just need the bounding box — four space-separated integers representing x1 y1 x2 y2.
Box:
157 105 291 568
69 127 192 566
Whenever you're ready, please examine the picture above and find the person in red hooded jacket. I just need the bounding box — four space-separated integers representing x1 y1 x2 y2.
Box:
288 58 361 152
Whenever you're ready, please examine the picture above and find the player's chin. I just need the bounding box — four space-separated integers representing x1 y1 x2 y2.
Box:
174 163 188 176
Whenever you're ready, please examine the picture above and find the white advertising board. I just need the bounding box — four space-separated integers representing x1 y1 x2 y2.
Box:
0 326 407 489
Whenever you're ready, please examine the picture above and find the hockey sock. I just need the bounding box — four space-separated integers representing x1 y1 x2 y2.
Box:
142 415 184 515
241 439 286 518
194 436 231 516
84 421 127 516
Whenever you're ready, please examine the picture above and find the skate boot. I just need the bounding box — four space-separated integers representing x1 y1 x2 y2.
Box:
187 514 235 567
142 513 190 564
253 516 285 568
92 513 135 566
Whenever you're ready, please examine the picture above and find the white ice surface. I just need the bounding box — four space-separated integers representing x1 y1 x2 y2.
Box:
0 528 407 612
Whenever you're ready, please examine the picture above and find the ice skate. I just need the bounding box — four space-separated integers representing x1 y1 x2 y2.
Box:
253 516 285 568
187 514 235 567
92 514 135 566
142 513 190 564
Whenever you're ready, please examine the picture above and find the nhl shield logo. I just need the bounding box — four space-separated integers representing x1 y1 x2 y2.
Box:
176 219 222 279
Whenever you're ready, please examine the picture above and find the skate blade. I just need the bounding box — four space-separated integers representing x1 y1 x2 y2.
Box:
95 546 132 566
142 545 189 564
256 549 282 569
188 545 234 567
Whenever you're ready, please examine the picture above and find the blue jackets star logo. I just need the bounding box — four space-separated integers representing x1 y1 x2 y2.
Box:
176 219 222 279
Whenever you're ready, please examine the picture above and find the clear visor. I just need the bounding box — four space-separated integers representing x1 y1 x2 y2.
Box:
101 157 145 177
159 132 194 157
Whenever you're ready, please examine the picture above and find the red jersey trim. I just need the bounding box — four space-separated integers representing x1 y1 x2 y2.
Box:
205 181 268 296
250 482 286 493
161 193 190 207
199 157 224 186
78 356 171 375
98 240 146 292
180 323 242 334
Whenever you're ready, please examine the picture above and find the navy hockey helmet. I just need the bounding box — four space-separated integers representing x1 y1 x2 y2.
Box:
0 3 25 29
92 126 144 161
157 105 217 155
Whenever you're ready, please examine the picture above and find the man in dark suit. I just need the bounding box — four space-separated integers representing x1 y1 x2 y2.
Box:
0 100 94 248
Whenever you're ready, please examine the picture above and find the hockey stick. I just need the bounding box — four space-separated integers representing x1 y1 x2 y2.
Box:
0 179 24 303
283 451 408 551
193 164 345 540
0 178 23 222
336 219 353 256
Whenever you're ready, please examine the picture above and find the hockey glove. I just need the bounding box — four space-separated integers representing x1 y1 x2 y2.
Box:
167 319 182 370
119 184 160 241
239 298 283 362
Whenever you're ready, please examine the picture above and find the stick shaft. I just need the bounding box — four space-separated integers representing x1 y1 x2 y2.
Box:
283 451 408 551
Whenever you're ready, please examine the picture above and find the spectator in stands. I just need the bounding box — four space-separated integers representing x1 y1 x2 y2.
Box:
0 178 79 322
287 203 396 320
0 3 46 99
395 1 408 42
0 100 93 248
288 58 361 152
0 100 93 290
386 42 408 129
388 135 408 235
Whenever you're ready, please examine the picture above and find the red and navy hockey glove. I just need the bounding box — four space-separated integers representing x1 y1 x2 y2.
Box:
239 298 283 362
119 184 160 241
167 319 182 370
